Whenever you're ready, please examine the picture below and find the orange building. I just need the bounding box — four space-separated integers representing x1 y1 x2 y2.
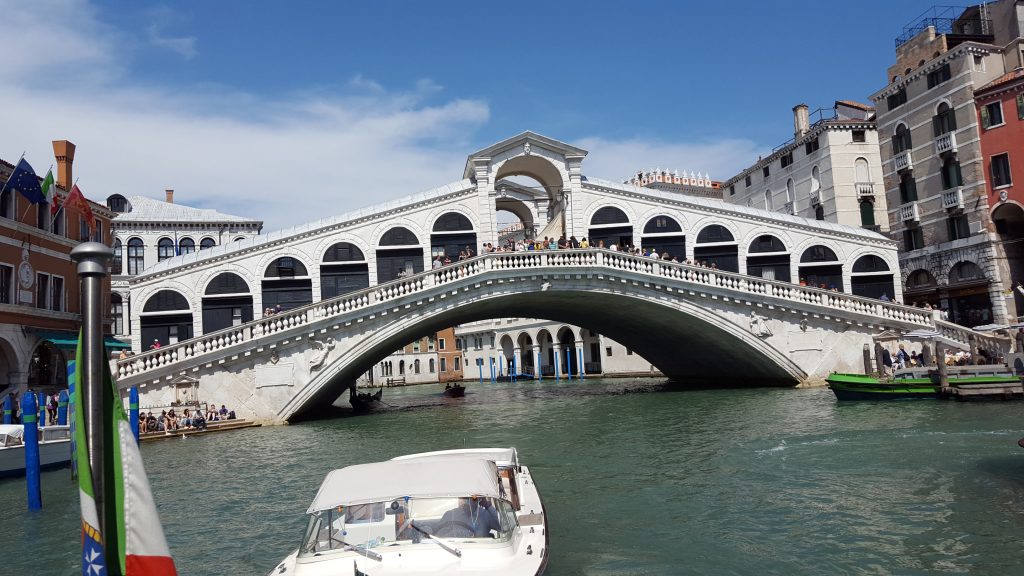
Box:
976 70 1024 316
0 140 118 398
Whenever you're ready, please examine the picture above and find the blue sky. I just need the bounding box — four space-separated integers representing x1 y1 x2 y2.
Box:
1 0 942 230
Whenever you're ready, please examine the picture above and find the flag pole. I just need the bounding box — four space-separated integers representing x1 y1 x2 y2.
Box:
70 242 117 576
49 177 78 231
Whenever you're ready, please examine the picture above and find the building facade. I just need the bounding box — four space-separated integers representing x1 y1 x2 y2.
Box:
976 68 1024 316
870 1 1023 326
368 327 464 386
107 190 263 344
624 169 722 199
0 140 117 396
722 101 888 235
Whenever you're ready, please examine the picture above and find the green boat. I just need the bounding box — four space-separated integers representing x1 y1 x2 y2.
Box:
827 368 1019 401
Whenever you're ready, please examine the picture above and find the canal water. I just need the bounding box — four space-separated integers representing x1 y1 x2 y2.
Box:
2 378 1024 575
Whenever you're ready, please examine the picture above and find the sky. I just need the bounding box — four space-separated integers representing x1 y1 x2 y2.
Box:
0 0 945 231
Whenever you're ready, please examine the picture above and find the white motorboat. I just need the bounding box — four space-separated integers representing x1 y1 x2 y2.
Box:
0 424 72 479
269 448 547 575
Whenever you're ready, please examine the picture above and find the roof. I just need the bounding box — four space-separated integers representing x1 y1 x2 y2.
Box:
391 447 519 468
976 68 1024 96
308 458 502 512
113 195 262 225
835 100 875 111
463 131 588 179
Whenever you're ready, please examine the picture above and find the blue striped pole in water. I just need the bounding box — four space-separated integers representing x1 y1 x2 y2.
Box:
21 393 41 510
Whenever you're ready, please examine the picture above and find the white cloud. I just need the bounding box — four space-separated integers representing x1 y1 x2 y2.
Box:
145 24 198 60
575 136 765 185
0 0 489 231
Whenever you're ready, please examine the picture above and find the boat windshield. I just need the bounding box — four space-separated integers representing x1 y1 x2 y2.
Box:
299 497 518 557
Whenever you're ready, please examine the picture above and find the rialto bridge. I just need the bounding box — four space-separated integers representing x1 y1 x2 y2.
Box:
115 132 1005 422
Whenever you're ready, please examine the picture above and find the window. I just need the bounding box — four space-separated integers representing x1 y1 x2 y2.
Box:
157 237 175 261
79 218 90 242
1018 94 1024 120
744 175 751 187
941 157 963 190
412 340 420 353
932 102 957 136
852 130 866 143
805 138 820 155
232 307 242 326
899 173 918 203
454 357 461 371
903 228 924 251
762 165 770 178
0 188 13 219
815 205 825 220
947 214 970 241
440 357 447 372
439 338 446 351
855 158 870 183
926 63 951 88
0 264 11 304
429 359 435 373
427 336 435 352
50 276 63 311
35 273 49 309
810 166 821 194
991 153 1012 188
860 200 875 228
887 88 907 110
605 347 613 357
981 101 1004 129
178 237 196 255
112 239 122 275
892 124 912 155
107 195 128 213
36 203 48 231
127 238 144 275
489 336 495 347
786 179 794 205
974 54 985 71
52 210 64 237
111 295 123 334
764 190 772 210
780 152 793 168
414 359 420 374
92 220 103 243
200 237 216 250
729 185 735 196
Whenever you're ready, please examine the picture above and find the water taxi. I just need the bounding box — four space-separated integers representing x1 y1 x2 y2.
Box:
269 448 547 575
0 424 72 478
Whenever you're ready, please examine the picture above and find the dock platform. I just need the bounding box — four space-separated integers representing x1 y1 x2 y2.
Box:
940 383 1024 401
140 419 260 442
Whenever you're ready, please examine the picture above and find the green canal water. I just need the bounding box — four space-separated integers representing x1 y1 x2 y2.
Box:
3 378 1024 575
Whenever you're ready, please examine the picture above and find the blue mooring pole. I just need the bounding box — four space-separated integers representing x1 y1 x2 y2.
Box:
37 391 46 428
478 363 483 384
67 361 77 480
21 393 41 510
490 358 495 383
537 351 542 380
2 394 11 424
566 347 573 379
554 351 560 380
129 387 140 444
578 348 585 380
57 390 69 425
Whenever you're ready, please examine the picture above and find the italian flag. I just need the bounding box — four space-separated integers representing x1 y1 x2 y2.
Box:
75 337 177 575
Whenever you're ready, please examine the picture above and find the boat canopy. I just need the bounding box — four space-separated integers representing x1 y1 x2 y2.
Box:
391 447 519 468
0 425 24 447
308 458 501 513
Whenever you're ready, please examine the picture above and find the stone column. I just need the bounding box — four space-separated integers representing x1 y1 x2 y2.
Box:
513 347 522 377
532 344 542 379
472 157 497 248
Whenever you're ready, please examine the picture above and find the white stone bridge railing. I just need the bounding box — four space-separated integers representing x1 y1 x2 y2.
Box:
115 249 999 384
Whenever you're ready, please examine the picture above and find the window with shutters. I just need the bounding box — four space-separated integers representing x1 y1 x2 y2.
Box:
932 102 957 136
991 153 1012 188
887 89 907 110
899 173 918 203
941 157 963 190
926 64 951 88
947 214 970 241
981 101 1004 129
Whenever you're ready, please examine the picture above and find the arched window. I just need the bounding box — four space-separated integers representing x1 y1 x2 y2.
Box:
854 157 870 183
906 269 937 290
949 261 985 284
322 242 370 298
111 293 124 335
764 190 773 211
380 227 419 246
106 194 128 213
643 215 682 234
127 238 145 275
800 246 838 263
157 237 175 261
590 207 629 225
799 245 842 291
696 225 734 244
432 212 473 232
933 102 957 136
265 257 308 278
143 290 189 313
112 238 123 275
414 359 421 374
205 272 250 295
892 123 912 155
785 179 794 206
200 237 216 250
810 166 821 195
429 358 435 373
852 255 889 273
748 235 787 254
178 237 196 255
324 242 365 262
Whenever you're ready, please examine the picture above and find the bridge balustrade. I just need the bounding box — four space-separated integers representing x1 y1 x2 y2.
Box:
116 248 998 383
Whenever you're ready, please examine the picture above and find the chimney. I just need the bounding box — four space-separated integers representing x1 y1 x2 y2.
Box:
165 189 174 204
52 140 76 190
793 104 810 138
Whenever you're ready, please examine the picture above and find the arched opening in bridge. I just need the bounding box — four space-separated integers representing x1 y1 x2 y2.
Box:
641 215 685 259
262 257 312 312
431 212 477 261
517 332 534 376
141 290 193 348
694 225 738 272
746 234 790 282
798 245 842 291
495 174 552 242
536 329 554 377
850 255 894 300
556 327 578 376
993 202 1024 316
904 268 938 307
27 340 67 393
494 154 565 232
202 272 254 333
499 334 515 376
588 207 633 249
377 227 423 283
947 261 991 328
321 242 369 299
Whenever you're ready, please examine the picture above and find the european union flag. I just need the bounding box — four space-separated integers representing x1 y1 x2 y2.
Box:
2 158 46 204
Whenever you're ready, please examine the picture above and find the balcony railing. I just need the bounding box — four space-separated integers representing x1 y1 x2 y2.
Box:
935 132 958 155
942 187 964 210
894 151 913 172
810 191 821 206
900 202 920 222
855 182 875 199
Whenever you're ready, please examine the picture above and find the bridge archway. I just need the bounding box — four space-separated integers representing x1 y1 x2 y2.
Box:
321 242 369 299
494 153 565 203
641 215 685 259
431 212 477 260
799 245 843 291
141 289 193 347
376 226 423 282
588 206 633 249
694 224 738 271
262 257 312 313
746 234 790 282
202 272 254 333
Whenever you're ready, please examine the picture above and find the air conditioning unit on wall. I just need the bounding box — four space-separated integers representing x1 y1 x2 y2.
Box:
970 220 985 234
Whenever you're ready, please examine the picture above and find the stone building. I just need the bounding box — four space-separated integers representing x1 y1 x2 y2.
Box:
624 169 722 199
0 140 118 396
721 101 888 235
369 327 464 386
870 1 1024 326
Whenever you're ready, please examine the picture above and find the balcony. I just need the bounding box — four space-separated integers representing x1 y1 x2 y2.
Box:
900 202 920 222
894 151 913 172
941 187 964 210
855 182 874 199
935 132 958 155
